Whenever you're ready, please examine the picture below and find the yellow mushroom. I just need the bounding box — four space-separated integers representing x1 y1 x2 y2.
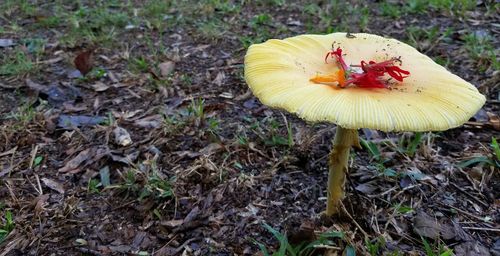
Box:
244 32 486 216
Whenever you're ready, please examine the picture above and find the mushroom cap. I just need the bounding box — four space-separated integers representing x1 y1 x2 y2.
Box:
244 33 486 132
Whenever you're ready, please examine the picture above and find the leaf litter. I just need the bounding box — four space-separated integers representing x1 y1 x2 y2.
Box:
0 1 498 256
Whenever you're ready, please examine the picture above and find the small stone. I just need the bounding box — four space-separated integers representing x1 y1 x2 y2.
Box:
113 127 132 146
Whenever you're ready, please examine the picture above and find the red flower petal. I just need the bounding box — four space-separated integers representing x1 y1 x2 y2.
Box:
323 47 410 89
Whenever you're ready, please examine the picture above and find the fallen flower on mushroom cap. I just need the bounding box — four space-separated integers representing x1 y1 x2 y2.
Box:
244 33 486 216
315 47 410 89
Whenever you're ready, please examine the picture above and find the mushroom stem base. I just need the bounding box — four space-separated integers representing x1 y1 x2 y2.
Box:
326 126 360 216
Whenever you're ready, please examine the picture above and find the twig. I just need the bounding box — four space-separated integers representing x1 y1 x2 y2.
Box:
26 175 43 195
206 64 243 71
36 57 63 65
369 186 398 198
29 144 39 169
111 199 137 211
386 229 420 244
393 184 422 199
0 234 22 256
172 237 199 254
440 203 493 224
312 245 342 250
462 226 500 232
340 201 369 239
450 183 489 208
35 174 43 195
5 181 19 205
0 82 22 89
157 234 179 252
0 147 17 157
0 147 17 178
75 247 104 256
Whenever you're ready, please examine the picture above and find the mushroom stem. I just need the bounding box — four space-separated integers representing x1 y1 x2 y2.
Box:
326 126 361 216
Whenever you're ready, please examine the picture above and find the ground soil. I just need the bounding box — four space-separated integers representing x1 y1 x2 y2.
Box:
0 1 499 255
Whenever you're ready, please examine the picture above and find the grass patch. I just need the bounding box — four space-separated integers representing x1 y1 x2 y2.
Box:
458 137 500 169
115 168 175 201
421 237 453 256
463 33 499 71
129 57 150 73
405 0 476 14
196 19 230 41
0 0 37 18
0 48 37 76
107 156 175 202
59 2 134 47
4 102 36 125
380 2 401 18
244 116 294 148
254 223 345 256
0 210 14 244
239 13 273 48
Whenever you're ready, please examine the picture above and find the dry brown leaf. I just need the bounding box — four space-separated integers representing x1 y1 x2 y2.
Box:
355 183 377 194
33 194 50 214
25 78 46 92
413 211 456 240
91 82 110 92
454 241 491 256
74 49 94 75
200 143 223 156
158 61 175 77
413 211 440 239
58 148 92 172
41 177 65 194
212 71 225 86
160 219 184 228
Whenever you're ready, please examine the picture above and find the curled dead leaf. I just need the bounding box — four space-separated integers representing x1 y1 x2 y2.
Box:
413 211 456 240
74 49 94 75
41 177 65 194
58 148 91 172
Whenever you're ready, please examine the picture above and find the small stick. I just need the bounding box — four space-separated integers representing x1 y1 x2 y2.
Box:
75 247 104 256
29 144 39 169
35 174 43 195
462 226 500 232
340 201 369 239
440 203 493 224
207 64 243 71
111 199 137 211
450 183 489 208
312 245 342 250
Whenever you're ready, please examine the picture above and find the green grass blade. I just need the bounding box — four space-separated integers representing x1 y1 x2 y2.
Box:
491 137 500 161
457 156 494 168
360 138 381 161
406 132 423 157
262 223 290 256
421 237 435 256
